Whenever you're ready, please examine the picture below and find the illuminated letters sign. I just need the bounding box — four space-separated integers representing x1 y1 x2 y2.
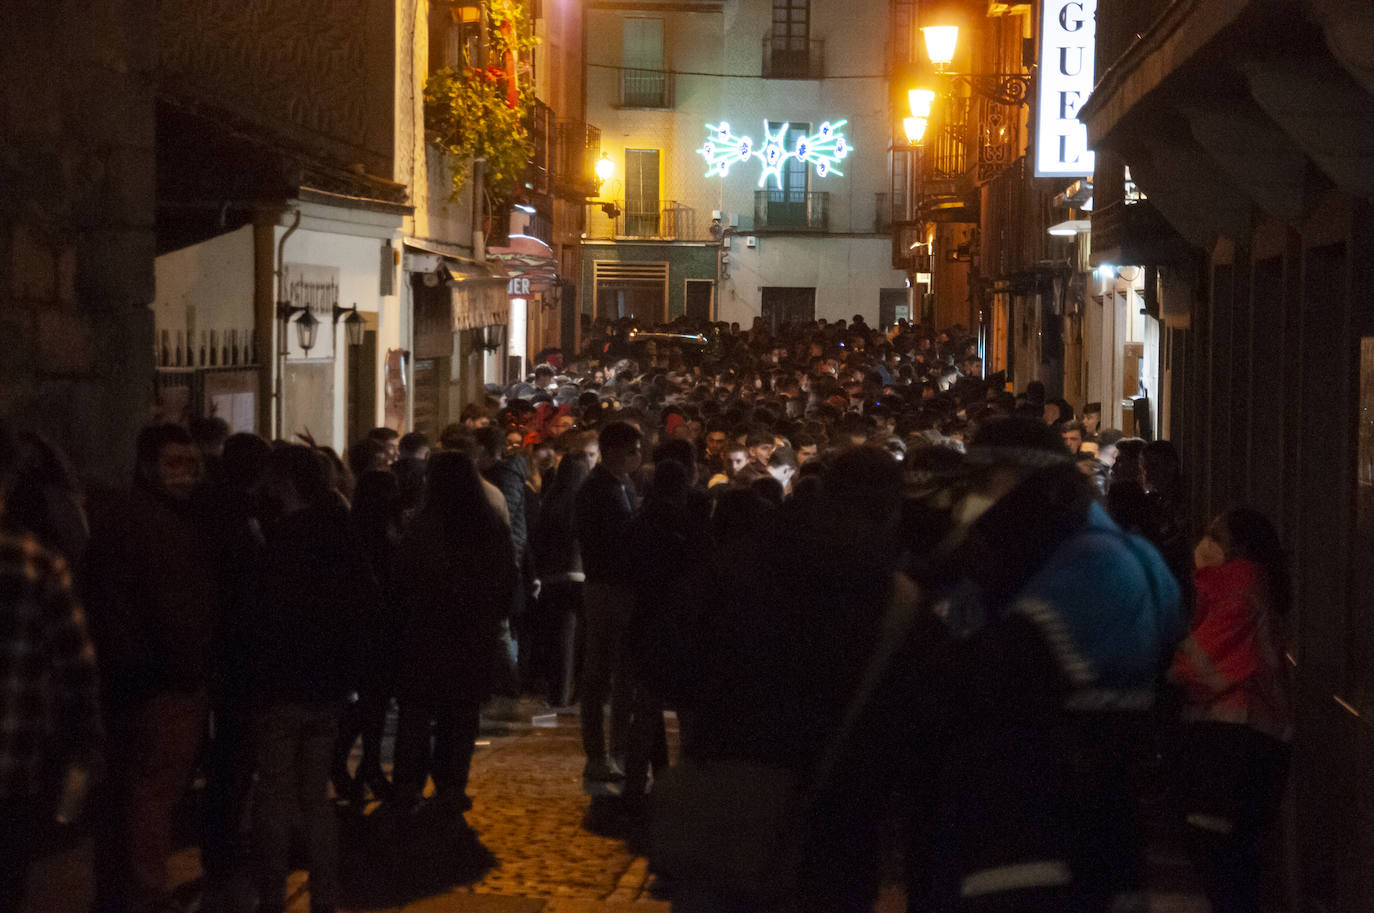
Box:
1035 0 1096 178
698 120 851 188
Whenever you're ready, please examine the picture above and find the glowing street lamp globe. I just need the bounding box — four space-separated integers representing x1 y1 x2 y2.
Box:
595 154 615 183
908 88 936 119
922 25 959 70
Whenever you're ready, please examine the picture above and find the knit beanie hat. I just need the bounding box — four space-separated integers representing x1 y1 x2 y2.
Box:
966 415 1074 469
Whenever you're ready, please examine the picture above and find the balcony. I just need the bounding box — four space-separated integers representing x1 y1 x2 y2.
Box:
525 98 554 196
875 191 904 233
617 67 672 108
916 94 977 222
586 201 696 240
762 35 823 79
554 120 600 199
753 190 829 232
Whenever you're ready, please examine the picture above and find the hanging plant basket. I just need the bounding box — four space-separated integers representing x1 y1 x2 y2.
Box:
423 0 538 215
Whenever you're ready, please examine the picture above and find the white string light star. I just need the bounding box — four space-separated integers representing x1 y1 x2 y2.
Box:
698 119 851 188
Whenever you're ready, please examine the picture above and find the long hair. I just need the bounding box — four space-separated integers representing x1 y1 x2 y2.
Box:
1220 506 1291 617
421 451 503 542
267 444 337 511
351 470 402 542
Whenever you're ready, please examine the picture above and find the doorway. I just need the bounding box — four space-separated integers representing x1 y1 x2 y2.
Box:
685 279 714 323
761 286 815 335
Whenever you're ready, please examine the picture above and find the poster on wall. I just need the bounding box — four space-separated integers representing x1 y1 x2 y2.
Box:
282 263 338 361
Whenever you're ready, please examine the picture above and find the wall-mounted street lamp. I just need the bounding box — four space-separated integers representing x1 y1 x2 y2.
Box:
921 26 960 72
909 19 1031 110
333 302 366 347
904 88 936 144
276 301 320 353
595 152 615 190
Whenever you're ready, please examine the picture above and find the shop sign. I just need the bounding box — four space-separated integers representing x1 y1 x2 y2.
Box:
508 276 532 297
1035 0 1096 178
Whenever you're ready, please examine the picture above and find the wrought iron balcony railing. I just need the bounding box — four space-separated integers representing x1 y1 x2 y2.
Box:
585 201 695 240
524 98 554 196
762 35 823 79
618 66 672 108
554 120 601 198
875 191 902 233
754 190 829 232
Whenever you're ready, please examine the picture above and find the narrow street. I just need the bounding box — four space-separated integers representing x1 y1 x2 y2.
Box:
20 710 671 913
17 706 1218 913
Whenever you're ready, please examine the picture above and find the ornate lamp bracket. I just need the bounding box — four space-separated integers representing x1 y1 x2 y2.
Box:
954 73 1032 107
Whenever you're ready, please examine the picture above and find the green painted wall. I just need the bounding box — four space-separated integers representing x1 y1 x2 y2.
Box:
581 242 718 320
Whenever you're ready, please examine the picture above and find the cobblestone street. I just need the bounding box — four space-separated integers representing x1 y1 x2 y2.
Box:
19 711 672 913
19 708 1210 913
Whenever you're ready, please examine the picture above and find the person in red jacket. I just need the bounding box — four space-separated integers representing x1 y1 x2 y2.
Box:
1170 506 1292 913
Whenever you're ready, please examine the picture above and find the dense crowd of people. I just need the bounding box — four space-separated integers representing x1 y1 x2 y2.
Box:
0 315 1293 913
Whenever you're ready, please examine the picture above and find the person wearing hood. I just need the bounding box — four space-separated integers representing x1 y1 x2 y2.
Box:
916 416 1186 913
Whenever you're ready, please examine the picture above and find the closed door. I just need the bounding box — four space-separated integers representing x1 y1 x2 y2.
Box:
766 123 809 226
685 279 714 323
761 287 815 335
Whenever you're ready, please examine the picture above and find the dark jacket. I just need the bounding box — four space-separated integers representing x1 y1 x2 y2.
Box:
245 503 378 705
83 483 218 707
531 457 589 582
484 456 530 557
391 457 427 516
573 464 637 584
392 512 518 702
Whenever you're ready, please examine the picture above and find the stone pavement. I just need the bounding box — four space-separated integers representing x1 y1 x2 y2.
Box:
19 707 1212 913
19 710 670 913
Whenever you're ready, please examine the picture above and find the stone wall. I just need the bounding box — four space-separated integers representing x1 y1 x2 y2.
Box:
1 0 158 487
158 0 395 176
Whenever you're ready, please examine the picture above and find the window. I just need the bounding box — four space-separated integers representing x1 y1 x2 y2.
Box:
767 0 813 77
428 6 481 73
772 0 809 49
760 123 813 229
594 261 669 321
622 18 668 107
624 149 660 238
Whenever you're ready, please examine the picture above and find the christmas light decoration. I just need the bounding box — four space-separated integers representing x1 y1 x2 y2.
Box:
698 119 851 188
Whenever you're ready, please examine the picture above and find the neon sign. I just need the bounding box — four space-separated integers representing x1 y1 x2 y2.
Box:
698 120 851 188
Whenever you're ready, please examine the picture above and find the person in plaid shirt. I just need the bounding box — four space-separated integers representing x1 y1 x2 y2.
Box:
0 507 103 912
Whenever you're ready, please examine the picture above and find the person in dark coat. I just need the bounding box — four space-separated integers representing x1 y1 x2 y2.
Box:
391 431 429 520
84 423 218 913
331 469 405 804
529 431 599 707
916 418 1184 913
193 431 270 882
245 444 379 913
621 456 710 805
391 452 518 816
574 422 643 782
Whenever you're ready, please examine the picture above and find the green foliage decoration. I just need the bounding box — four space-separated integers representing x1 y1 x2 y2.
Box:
424 0 539 211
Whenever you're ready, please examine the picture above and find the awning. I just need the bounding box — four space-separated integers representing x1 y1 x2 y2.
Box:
405 240 510 357
445 259 510 331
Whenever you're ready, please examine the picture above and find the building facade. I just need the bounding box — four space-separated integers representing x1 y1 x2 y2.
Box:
1 0 159 486
1080 0 1374 907
584 0 907 333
